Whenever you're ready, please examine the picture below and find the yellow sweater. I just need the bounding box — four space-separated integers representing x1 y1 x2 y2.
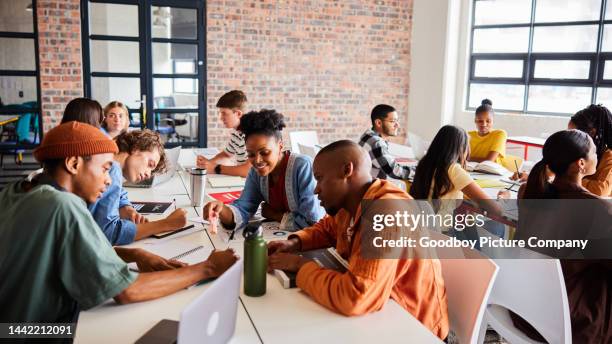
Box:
468 129 507 164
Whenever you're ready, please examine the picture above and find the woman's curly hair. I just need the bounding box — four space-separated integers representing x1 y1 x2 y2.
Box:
115 129 168 174
237 109 286 141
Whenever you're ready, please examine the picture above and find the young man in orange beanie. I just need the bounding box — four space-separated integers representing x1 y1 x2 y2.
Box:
0 121 237 323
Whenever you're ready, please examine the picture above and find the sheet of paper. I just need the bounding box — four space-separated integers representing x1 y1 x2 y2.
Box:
188 216 209 224
140 225 204 244
208 176 246 188
193 147 220 159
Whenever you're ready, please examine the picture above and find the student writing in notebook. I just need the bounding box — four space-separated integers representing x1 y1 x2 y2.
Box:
196 90 251 177
468 99 507 164
0 122 238 324
89 130 189 244
202 109 324 231
60 98 146 232
60 103 188 245
410 125 508 214
266 140 449 340
409 125 508 238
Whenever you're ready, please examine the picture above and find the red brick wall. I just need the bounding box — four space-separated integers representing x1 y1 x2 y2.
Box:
35 1 413 147
37 0 83 132
206 0 413 148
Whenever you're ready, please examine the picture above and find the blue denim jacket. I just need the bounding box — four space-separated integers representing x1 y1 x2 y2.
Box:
227 152 324 231
88 161 136 245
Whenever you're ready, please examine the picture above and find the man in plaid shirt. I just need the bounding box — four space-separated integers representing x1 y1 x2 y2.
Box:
358 104 413 180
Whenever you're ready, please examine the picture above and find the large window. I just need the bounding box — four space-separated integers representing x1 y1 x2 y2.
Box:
467 0 612 115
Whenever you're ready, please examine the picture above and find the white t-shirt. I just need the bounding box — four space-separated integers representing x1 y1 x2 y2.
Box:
224 130 247 164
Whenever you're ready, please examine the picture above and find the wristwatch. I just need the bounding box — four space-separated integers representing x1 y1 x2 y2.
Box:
214 164 222 174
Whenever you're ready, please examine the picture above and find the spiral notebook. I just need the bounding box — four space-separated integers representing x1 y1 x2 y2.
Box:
128 241 212 272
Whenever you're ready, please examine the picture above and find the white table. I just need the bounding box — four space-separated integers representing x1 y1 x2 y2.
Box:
74 150 444 344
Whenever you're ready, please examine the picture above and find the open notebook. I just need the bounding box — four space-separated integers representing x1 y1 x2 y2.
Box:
128 241 212 272
466 161 512 176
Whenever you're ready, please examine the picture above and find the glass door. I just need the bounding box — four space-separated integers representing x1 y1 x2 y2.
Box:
82 0 206 147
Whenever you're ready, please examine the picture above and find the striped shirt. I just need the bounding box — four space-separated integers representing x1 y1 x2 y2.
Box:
358 128 413 180
224 130 248 163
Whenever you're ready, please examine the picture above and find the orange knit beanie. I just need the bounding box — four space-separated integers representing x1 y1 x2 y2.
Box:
33 121 118 162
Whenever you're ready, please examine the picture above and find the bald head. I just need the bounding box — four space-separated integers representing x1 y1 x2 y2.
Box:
312 140 373 216
315 140 372 177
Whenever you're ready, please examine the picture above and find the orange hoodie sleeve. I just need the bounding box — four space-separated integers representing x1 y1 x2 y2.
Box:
295 235 399 316
582 150 612 197
290 215 338 251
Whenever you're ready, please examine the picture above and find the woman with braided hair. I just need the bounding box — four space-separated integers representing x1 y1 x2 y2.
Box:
512 104 612 197
568 104 612 196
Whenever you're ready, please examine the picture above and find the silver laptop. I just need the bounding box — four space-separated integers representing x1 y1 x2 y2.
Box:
135 259 243 344
178 259 242 344
408 132 428 160
124 146 181 188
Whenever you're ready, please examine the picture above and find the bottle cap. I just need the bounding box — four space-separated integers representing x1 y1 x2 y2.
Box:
243 221 263 239
190 167 207 175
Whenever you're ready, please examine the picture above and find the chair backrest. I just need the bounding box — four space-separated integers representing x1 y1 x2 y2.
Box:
488 258 571 343
407 131 429 159
289 131 319 154
154 96 176 109
501 154 523 172
297 143 319 159
431 231 499 344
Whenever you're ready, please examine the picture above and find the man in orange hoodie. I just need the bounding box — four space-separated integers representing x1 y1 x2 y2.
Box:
268 140 449 340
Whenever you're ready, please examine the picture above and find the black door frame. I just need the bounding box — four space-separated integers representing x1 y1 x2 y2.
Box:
81 0 207 147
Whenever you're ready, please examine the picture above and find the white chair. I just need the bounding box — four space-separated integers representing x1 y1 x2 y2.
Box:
387 141 414 159
406 131 429 159
485 258 571 344
297 143 319 159
431 231 499 344
289 131 319 154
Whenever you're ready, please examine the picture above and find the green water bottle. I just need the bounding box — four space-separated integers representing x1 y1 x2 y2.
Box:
243 222 267 296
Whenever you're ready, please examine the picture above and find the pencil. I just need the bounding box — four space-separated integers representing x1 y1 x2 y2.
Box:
514 160 520 173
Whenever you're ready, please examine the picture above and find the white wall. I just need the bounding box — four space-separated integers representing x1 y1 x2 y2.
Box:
407 0 457 141
408 0 571 144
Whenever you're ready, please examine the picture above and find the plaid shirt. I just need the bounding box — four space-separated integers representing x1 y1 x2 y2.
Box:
358 128 413 180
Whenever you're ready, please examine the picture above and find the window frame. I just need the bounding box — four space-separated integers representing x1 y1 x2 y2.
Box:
467 0 612 116
0 0 43 149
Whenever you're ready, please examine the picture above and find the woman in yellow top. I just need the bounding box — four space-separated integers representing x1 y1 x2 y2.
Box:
468 99 507 164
